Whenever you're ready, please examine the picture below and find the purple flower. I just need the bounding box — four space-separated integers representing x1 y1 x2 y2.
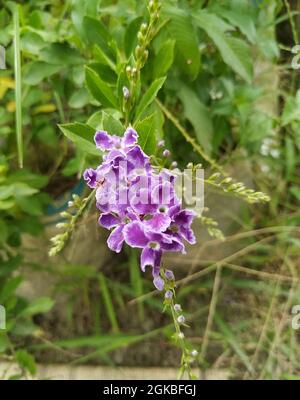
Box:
83 127 196 289
163 149 171 157
83 168 98 188
123 221 184 273
165 290 173 299
177 315 185 324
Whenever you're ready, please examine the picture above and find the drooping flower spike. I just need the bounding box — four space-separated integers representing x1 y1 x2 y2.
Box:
83 127 196 289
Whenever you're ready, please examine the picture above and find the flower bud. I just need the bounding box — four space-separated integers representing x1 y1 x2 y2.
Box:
191 349 198 357
123 86 130 100
174 304 182 312
163 149 171 157
165 269 175 280
137 31 144 43
177 315 185 324
140 23 148 33
165 290 173 299
153 276 164 291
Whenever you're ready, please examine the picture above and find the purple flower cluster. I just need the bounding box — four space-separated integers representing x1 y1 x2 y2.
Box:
83 127 196 290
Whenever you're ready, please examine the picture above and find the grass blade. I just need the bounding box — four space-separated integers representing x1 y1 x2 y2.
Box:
214 312 254 375
13 5 23 168
129 249 144 322
98 273 119 333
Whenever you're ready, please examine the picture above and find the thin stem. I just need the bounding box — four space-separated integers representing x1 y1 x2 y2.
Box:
200 265 222 362
156 99 225 175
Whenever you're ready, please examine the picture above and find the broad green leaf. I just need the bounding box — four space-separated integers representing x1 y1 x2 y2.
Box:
153 40 175 78
23 61 61 85
193 12 253 82
102 112 124 135
68 87 90 109
134 77 166 122
82 16 115 61
282 92 300 126
16 350 37 375
88 62 117 84
93 45 116 71
16 195 44 216
21 297 54 317
219 6 256 43
12 183 38 197
164 7 201 80
178 85 213 154
40 43 83 65
242 111 272 144
21 31 46 54
87 111 103 130
134 113 157 155
71 0 100 38
85 66 118 109
59 122 99 156
0 276 22 303
124 16 143 58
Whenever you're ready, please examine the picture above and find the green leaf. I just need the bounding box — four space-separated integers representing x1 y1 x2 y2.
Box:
134 113 157 155
82 16 115 61
16 195 44 216
16 350 37 375
282 92 300 126
134 77 166 122
165 7 201 80
290 186 300 201
59 122 99 156
0 276 22 303
124 16 143 59
40 43 83 65
178 85 213 154
85 66 118 108
21 31 46 55
102 112 124 135
68 87 90 109
21 297 54 317
153 40 175 78
219 6 256 43
23 61 61 85
193 12 253 83
93 45 116 71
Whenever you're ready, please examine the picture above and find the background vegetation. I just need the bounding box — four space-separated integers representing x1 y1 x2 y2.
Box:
0 0 300 379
